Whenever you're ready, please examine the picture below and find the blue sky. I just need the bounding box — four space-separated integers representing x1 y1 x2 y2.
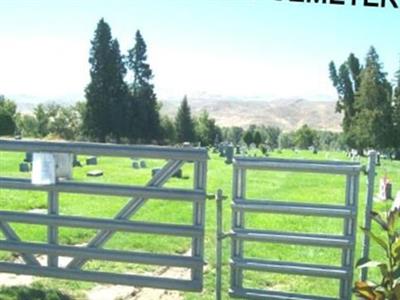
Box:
0 0 399 102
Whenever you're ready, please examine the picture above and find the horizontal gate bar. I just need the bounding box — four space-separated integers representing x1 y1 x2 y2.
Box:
230 287 339 300
0 177 204 201
0 240 202 268
0 139 208 161
232 229 352 248
232 199 355 218
234 157 361 175
231 258 348 279
0 261 202 291
0 210 203 237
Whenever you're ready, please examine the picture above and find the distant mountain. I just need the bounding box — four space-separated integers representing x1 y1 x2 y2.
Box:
160 97 342 132
11 94 342 132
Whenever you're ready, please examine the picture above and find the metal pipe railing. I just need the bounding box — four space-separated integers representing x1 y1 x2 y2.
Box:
0 139 208 292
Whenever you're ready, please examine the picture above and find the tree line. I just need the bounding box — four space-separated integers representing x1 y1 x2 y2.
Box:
1 92 345 151
329 46 400 156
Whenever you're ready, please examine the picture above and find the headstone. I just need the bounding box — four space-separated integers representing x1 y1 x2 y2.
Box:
378 177 392 201
376 153 381 166
54 153 73 180
140 160 147 168
152 168 161 177
172 169 183 178
73 154 82 167
31 153 56 185
24 152 33 163
87 170 103 177
19 162 30 172
218 144 225 157
235 146 240 155
392 191 400 211
225 145 234 164
86 156 97 165
132 161 140 169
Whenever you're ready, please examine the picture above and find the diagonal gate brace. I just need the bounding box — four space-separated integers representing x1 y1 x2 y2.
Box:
0 221 40 265
67 159 184 269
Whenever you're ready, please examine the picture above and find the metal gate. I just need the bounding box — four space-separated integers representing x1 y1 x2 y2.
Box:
0 140 207 292
228 157 361 300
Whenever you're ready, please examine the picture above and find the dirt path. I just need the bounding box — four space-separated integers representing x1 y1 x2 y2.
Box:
1 247 192 300
86 250 192 300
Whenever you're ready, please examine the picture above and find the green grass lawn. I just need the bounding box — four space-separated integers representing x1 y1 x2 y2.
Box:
0 148 398 299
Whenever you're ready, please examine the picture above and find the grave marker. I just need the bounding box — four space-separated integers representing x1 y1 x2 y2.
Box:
87 170 103 177
152 168 161 177
86 156 97 165
140 160 147 168
24 152 32 163
225 145 234 164
54 153 73 180
19 162 30 172
377 176 392 201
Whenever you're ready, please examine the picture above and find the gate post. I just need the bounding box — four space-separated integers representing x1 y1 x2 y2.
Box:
360 151 377 281
216 189 224 300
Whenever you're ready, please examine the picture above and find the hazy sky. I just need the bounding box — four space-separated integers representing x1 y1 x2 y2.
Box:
0 0 399 102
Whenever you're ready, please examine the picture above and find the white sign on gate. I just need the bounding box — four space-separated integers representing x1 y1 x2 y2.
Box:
31 152 56 185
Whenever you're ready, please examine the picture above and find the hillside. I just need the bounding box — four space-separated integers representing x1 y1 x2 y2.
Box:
160 98 342 132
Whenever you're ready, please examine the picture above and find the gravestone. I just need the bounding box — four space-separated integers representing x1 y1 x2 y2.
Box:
140 160 147 168
24 152 33 163
172 169 183 178
132 161 140 169
393 191 400 210
19 162 30 172
376 153 381 166
152 168 161 177
87 170 103 177
378 177 392 201
54 153 73 180
235 146 241 155
218 144 225 157
225 145 234 164
86 156 97 165
73 154 82 167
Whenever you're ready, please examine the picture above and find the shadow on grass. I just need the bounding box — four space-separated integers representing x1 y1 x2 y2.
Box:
0 286 73 300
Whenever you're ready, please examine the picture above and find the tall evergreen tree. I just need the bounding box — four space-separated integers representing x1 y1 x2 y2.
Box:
253 131 262 147
127 30 160 142
84 19 116 142
108 39 129 143
352 47 393 150
243 130 253 147
329 53 361 148
175 96 195 143
392 63 400 154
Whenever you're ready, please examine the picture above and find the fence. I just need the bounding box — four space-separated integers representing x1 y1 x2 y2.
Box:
0 139 208 292
0 140 379 298
226 157 362 300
